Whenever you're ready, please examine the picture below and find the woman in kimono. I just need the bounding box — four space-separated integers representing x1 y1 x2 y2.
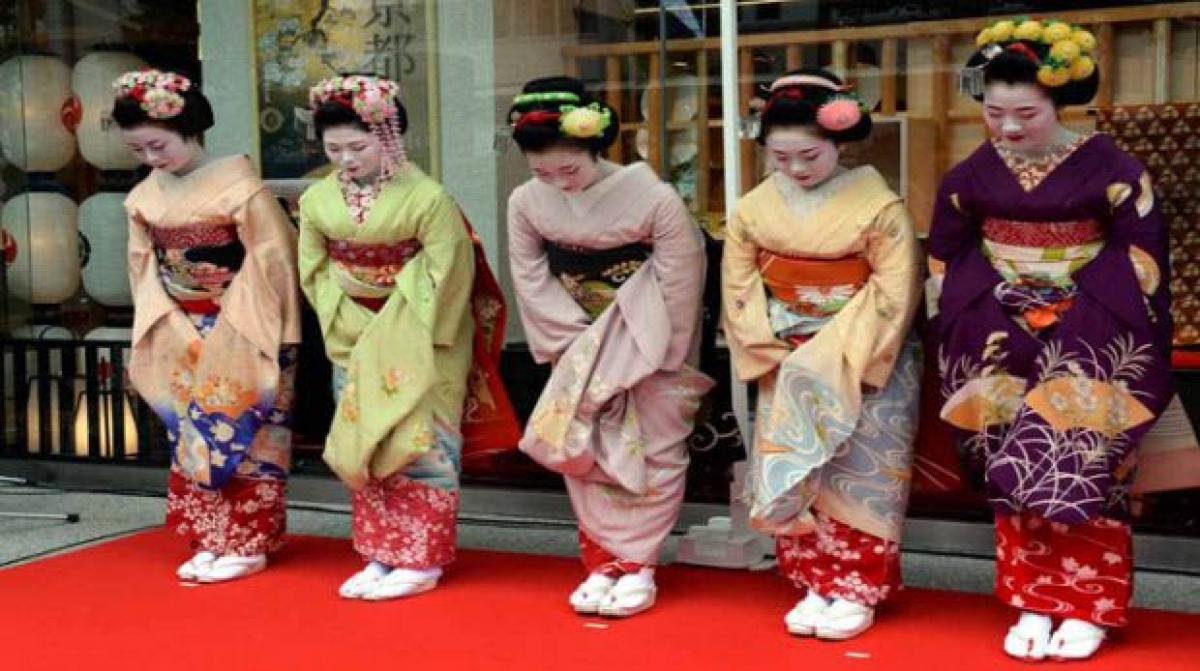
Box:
505 76 711 617
299 75 515 601
928 20 1171 661
115 69 302 583
722 70 922 640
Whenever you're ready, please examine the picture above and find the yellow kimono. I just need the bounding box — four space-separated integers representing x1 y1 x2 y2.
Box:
722 167 921 543
298 165 474 491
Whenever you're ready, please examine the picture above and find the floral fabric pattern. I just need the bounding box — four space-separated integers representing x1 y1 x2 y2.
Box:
995 511 1132 627
352 473 459 569
993 133 1094 192
166 468 286 556
337 163 395 225
776 511 901 606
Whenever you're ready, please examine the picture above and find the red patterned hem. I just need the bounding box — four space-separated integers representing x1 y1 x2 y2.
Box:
166 469 286 556
995 512 1132 627
352 474 458 569
776 511 902 607
578 529 647 576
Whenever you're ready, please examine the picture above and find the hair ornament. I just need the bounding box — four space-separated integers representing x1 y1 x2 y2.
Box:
310 74 408 167
817 97 865 132
970 17 1097 91
113 69 191 120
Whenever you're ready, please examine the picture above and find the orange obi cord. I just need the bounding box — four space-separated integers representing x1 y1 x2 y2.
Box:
981 217 1103 247
756 250 871 305
1023 297 1075 330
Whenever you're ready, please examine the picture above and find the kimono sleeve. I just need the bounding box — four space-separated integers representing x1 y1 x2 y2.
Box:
647 188 706 370
720 204 791 382
126 197 180 350
413 188 475 347
235 188 302 345
297 192 343 340
856 201 922 388
506 191 591 364
1107 164 1173 350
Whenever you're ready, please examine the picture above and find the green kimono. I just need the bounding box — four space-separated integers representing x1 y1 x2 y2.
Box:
298 166 474 490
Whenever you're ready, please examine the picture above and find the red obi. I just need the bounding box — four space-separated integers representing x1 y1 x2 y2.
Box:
981 217 1103 247
757 251 871 346
326 238 423 312
325 238 423 266
150 222 238 249
757 250 871 304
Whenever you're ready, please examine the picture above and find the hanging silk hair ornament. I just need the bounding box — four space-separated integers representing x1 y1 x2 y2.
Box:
309 75 408 167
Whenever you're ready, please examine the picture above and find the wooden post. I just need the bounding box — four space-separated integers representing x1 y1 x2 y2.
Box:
605 55 625 162
881 38 899 114
786 44 803 71
1095 23 1116 108
832 39 849 79
1154 18 1173 103
739 46 757 194
647 51 664 175
931 35 951 180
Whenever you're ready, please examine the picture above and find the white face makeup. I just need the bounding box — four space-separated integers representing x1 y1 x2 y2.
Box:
322 126 386 182
982 82 1061 155
120 125 204 174
525 146 601 193
764 126 841 189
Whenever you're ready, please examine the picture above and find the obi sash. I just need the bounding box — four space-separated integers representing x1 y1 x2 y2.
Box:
757 250 871 346
981 217 1104 330
543 240 652 318
151 222 244 313
326 238 423 311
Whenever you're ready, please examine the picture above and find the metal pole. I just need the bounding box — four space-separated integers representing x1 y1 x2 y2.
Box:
720 0 751 444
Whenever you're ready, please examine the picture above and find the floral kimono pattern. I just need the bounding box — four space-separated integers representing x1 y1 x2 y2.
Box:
508 162 711 569
125 155 302 555
722 168 922 605
928 135 1174 525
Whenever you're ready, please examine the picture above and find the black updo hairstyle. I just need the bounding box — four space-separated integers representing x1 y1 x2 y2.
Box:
312 76 409 141
508 76 619 156
111 80 214 140
966 40 1098 107
757 68 872 145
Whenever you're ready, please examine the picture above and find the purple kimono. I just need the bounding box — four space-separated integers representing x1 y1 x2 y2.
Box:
928 133 1172 524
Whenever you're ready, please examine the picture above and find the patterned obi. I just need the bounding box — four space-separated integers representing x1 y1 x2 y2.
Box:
151 222 244 314
757 250 870 346
544 240 652 318
981 217 1105 330
327 237 423 312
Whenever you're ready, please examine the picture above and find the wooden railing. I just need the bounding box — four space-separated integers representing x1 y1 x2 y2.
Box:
563 2 1200 229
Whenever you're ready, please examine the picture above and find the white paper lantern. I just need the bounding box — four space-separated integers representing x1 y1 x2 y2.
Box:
79 192 132 306
73 52 146 170
2 192 81 304
0 55 78 172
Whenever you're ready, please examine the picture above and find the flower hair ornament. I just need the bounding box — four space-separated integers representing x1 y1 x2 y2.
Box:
113 69 192 120
505 91 613 144
960 17 1097 96
751 73 870 137
309 75 408 167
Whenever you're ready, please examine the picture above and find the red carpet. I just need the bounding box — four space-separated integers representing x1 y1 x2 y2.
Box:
2 529 1198 670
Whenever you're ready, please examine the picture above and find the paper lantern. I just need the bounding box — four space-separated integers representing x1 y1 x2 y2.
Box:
2 192 81 304
73 52 147 170
79 192 133 306
0 55 78 172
